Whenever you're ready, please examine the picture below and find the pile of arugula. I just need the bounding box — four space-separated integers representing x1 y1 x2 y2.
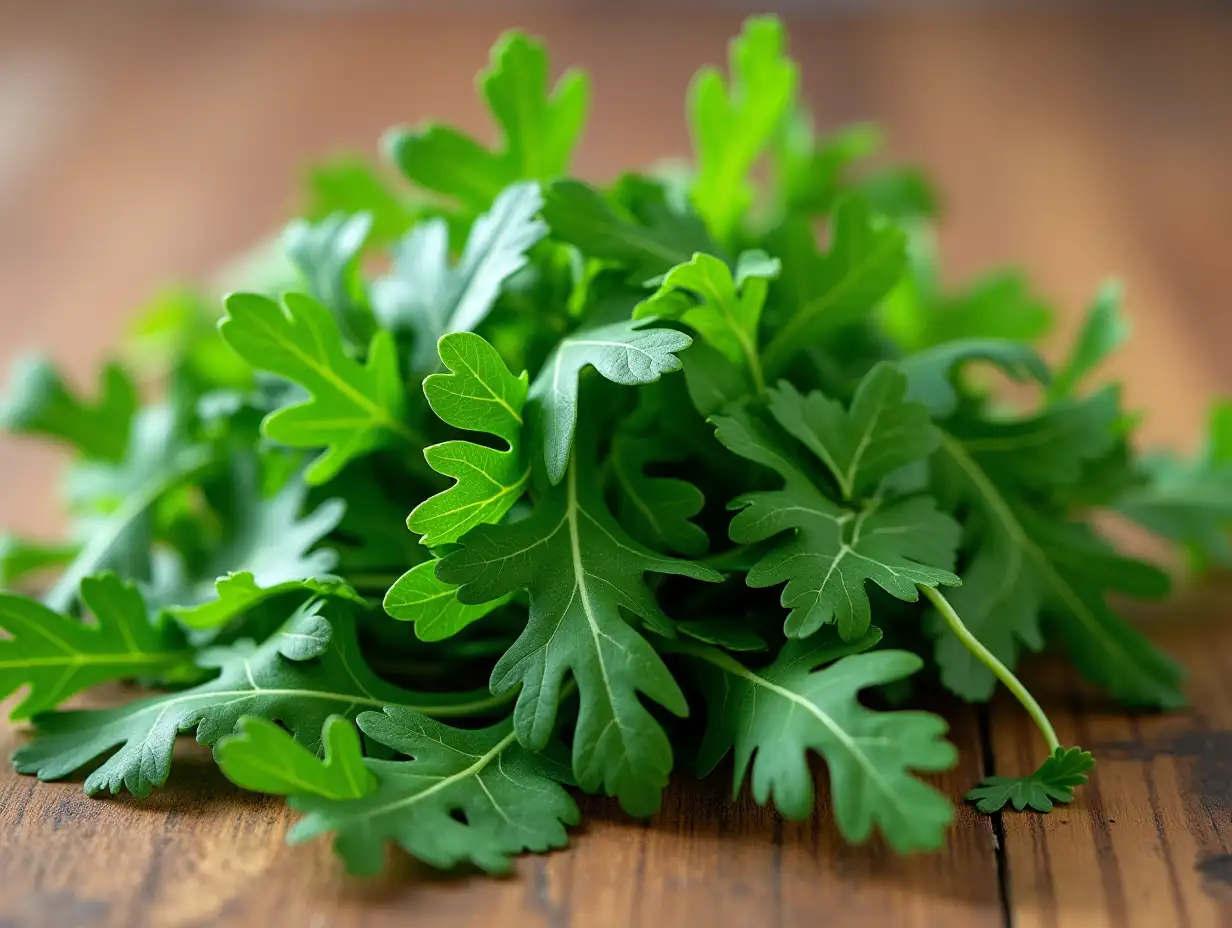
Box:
2 16 1229 876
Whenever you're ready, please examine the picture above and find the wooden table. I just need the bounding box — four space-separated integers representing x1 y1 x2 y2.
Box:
1 5 1230 926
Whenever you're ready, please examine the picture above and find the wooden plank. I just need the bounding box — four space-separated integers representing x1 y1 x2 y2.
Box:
990 589 1232 928
0 702 998 927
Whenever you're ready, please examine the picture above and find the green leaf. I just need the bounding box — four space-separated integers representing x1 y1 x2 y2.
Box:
372 182 547 373
541 178 713 285
157 466 353 629
408 332 530 547
1117 403 1232 568
388 31 587 211
219 292 411 484
610 431 708 558
898 339 1052 418
681 341 751 417
968 746 1094 813
634 251 778 387
690 15 798 241
765 364 940 501
0 535 77 588
216 714 376 800
14 604 506 797
680 630 957 852
46 407 213 612
383 560 509 642
438 447 722 816
714 394 959 640
1049 280 1129 399
761 199 908 377
283 212 376 347
303 157 419 245
0 573 192 719
0 356 136 462
288 709 579 876
934 430 1183 707
528 318 693 486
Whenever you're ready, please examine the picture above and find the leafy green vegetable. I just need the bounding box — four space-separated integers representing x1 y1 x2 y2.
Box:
288 708 578 875
968 746 1095 813
220 291 411 484
0 573 192 719
0 356 135 461
678 629 956 852
6 13 1225 881
216 714 377 800
439 442 721 815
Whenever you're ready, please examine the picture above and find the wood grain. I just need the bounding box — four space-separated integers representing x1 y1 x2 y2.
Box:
0 5 1229 926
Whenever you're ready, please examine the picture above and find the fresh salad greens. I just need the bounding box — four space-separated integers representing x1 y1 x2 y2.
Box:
1 16 1227 876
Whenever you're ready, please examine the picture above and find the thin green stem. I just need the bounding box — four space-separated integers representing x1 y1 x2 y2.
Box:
921 585 1060 754
745 341 767 395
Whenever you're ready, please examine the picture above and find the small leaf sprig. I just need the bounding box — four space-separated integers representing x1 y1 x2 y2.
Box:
0 15 1223 877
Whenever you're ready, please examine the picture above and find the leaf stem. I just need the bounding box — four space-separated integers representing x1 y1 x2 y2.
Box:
921 585 1061 754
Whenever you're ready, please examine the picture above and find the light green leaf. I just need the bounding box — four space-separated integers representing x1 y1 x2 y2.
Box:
689 14 798 242
541 178 714 284
14 604 506 797
438 447 722 816
219 292 412 484
288 709 578 876
216 714 376 800
634 251 778 389
0 356 136 462
372 182 547 373
0 573 192 719
303 157 419 245
898 339 1051 418
1050 280 1129 400
283 211 376 347
383 560 509 642
680 630 957 852
387 31 587 211
0 535 77 589
408 332 529 547
529 318 693 486
762 199 908 377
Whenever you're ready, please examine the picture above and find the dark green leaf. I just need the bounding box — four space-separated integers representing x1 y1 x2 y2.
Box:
968 746 1094 813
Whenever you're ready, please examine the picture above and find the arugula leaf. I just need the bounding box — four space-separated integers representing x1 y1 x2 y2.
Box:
968 746 1094 813
528 318 693 486
690 15 798 242
634 251 778 392
383 560 509 642
761 199 908 377
935 430 1183 707
610 430 707 558
766 364 940 501
438 445 721 815
541 178 714 284
1049 280 1129 400
153 464 353 629
288 708 578 875
216 714 376 800
0 356 136 462
372 182 547 373
409 332 529 546
303 158 418 245
899 338 1051 418
219 292 412 484
678 629 956 852
47 407 213 612
388 31 587 212
0 573 192 719
283 212 376 348
14 603 506 797
714 379 960 640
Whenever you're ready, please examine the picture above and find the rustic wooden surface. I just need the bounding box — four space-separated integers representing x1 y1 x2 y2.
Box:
0 5 1230 926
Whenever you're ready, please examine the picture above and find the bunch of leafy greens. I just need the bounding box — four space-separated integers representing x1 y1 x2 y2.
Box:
1 17 1227 875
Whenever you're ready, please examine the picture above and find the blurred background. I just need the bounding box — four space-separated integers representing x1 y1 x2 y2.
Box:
0 0 1229 539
